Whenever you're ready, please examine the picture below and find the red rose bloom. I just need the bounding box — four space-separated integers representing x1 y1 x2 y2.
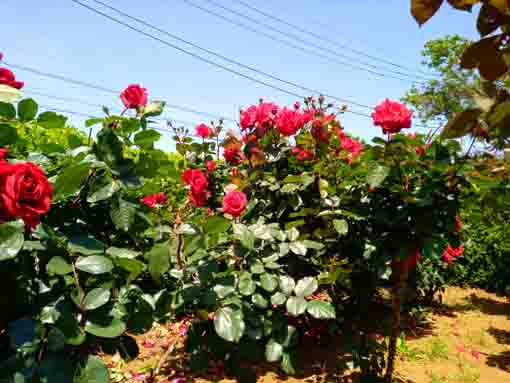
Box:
206 160 215 172
195 123 213 138
275 107 308 136
240 102 279 135
223 191 247 217
182 169 209 207
372 99 412 134
415 146 425 155
223 147 242 165
0 162 53 228
141 192 168 209
340 136 363 161
442 244 464 265
120 84 148 109
0 148 8 162
0 68 24 89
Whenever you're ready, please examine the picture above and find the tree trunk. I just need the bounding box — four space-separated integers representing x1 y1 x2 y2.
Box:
385 267 403 383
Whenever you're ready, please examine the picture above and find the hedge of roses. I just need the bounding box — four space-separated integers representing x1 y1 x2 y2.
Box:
0 63 482 383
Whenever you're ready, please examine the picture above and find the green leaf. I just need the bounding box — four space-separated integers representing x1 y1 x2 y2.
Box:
250 262 265 274
270 292 287 306
84 318 126 338
74 355 109 383
86 179 120 203
252 293 268 309
142 101 165 117
239 275 256 296
279 276 296 295
265 339 283 362
134 129 161 149
47 256 73 275
214 284 235 299
110 199 136 232
148 241 170 284
286 296 307 316
69 234 105 255
82 288 111 311
260 273 279 292
306 300 336 319
0 84 23 103
281 352 296 375
53 162 90 200
114 258 145 283
204 216 232 234
75 256 113 274
214 307 245 343
333 219 349 236
106 246 140 259
367 164 390 188
17 98 38 121
85 117 103 128
0 220 24 261
37 111 67 129
0 102 16 118
47 328 66 352
301 240 324 250
294 277 318 297
289 241 307 256
0 123 18 146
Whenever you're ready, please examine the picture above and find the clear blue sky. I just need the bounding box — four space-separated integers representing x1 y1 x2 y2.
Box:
1 0 479 150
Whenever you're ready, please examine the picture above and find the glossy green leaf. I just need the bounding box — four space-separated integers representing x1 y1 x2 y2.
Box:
204 216 232 234
367 164 390 188
74 355 109 383
69 234 105 255
0 220 24 261
306 300 336 319
239 275 256 296
333 219 349 236
265 339 283 362
142 101 165 117
260 273 279 292
18 98 38 121
86 179 120 203
134 129 161 149
279 276 295 295
286 296 307 316
270 292 287 306
106 246 141 259
252 293 268 309
214 307 245 343
82 288 111 311
294 277 318 297
0 102 16 118
110 199 136 232
46 256 73 275
53 162 90 200
37 111 67 129
0 123 18 146
75 256 113 274
148 241 170 284
84 318 126 338
214 284 235 299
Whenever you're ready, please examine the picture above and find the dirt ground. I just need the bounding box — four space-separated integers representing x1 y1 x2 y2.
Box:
101 286 510 383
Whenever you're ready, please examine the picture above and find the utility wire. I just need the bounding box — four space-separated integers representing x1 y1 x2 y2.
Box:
177 0 429 84
5 62 236 123
78 0 375 111
230 0 439 79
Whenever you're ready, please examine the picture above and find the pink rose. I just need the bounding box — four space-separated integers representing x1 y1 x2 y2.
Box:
223 191 247 217
372 99 412 134
120 84 148 109
195 123 213 138
240 102 279 135
275 107 308 136
206 160 215 172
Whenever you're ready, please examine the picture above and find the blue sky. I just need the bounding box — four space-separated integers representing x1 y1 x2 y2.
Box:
1 0 479 150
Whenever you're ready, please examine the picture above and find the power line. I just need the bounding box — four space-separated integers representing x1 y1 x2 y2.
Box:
177 0 429 84
230 0 439 79
78 0 375 112
5 62 236 123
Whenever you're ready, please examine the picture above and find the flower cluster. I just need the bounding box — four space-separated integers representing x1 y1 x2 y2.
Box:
240 101 279 135
372 99 412 134
0 150 53 228
182 169 209 207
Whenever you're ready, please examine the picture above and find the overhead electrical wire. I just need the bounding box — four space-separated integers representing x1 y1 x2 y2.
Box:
177 0 430 84
71 0 376 113
230 0 439 79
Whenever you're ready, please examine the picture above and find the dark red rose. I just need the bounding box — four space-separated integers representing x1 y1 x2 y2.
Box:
0 162 53 228
372 99 412 134
120 84 148 109
223 191 247 217
0 68 24 89
182 169 209 207
141 192 168 208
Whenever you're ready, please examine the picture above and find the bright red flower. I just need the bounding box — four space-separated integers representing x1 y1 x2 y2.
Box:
223 191 247 217
141 192 168 209
0 68 24 89
442 244 464 265
340 136 363 160
372 99 412 134
231 167 238 177
296 148 314 161
223 147 242 165
275 107 308 136
206 160 215 172
240 102 279 135
415 146 425 155
182 169 209 207
0 162 53 228
195 123 213 138
120 84 148 109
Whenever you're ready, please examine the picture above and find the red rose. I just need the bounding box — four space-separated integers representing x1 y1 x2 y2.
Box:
223 147 242 165
141 192 168 209
0 68 24 89
231 168 238 177
372 99 412 134
415 146 425 155
195 123 213 139
182 169 209 207
296 148 313 161
240 102 279 135
223 191 247 217
0 162 53 228
0 148 8 162
340 136 363 160
120 84 148 109
206 160 215 172
275 107 310 136
442 244 464 265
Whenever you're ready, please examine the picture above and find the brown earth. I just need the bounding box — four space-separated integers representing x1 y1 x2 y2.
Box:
101 286 510 383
